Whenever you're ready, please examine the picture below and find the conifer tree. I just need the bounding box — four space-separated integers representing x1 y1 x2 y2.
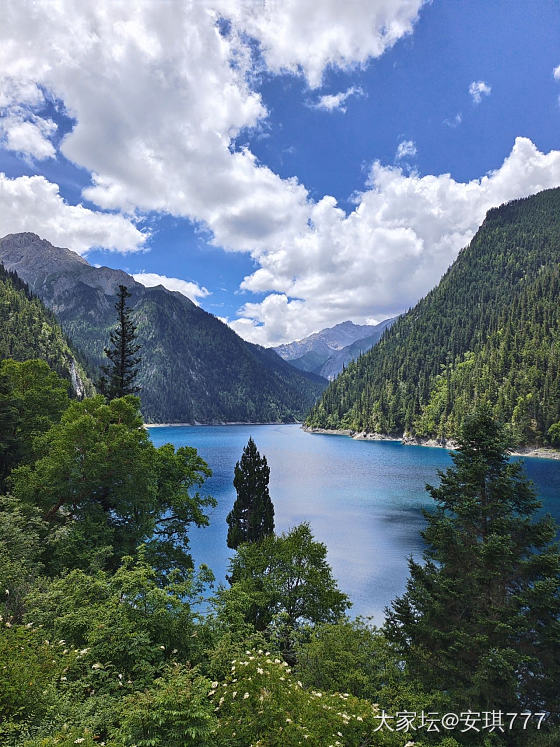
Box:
226 437 275 550
99 285 141 400
385 409 560 717
0 370 18 490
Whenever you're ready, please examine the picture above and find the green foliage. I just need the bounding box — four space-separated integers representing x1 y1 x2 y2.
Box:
218 524 350 659
25 727 98 747
23 558 213 694
226 437 275 550
0 359 70 485
307 188 560 447
548 421 560 447
9 394 215 575
295 618 403 702
209 651 383 747
114 665 216 746
0 625 67 743
0 262 94 397
99 285 141 400
0 497 47 622
386 410 560 718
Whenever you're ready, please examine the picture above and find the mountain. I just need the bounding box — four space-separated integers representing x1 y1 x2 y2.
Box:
306 188 560 447
0 233 326 423
0 262 94 397
273 318 395 380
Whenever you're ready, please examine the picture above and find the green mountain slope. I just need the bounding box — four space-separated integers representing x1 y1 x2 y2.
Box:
0 263 94 396
307 188 560 447
0 233 325 423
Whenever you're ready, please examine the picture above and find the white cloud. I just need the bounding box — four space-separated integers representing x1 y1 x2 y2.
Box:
313 86 364 113
229 138 560 346
1 114 57 159
553 65 560 81
0 172 146 254
219 0 426 88
0 1 425 257
395 139 417 160
133 272 209 305
469 80 491 104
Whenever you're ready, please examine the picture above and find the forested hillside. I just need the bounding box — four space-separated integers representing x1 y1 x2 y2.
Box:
0 233 325 423
307 188 560 447
0 263 94 397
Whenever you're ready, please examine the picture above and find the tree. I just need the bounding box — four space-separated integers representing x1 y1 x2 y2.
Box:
385 409 560 718
9 395 215 575
218 523 349 645
0 370 18 490
99 284 141 400
226 437 274 550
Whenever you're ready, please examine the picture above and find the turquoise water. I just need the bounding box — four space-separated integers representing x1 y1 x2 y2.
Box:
148 424 560 623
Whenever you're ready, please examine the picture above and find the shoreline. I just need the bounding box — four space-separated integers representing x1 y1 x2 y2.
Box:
303 426 560 461
145 421 302 428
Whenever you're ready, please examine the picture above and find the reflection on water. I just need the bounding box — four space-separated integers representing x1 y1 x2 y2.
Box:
148 424 560 622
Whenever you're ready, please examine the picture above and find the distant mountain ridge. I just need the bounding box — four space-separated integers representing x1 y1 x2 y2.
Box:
273 319 396 380
307 188 560 447
0 233 325 423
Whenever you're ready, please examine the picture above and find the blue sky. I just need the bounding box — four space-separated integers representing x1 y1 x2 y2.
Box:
1 0 560 345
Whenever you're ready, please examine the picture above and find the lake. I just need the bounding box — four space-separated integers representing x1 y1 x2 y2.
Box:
148 424 560 622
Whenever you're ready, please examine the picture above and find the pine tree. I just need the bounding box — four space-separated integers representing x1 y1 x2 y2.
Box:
99 285 141 400
226 437 275 550
385 409 560 717
0 370 18 490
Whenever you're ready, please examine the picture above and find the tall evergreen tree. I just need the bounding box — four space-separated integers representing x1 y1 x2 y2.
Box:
226 437 275 550
0 370 18 490
385 409 560 718
99 285 141 400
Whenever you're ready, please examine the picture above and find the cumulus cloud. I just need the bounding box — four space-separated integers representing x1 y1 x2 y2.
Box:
229 138 560 346
553 65 560 81
0 172 146 254
0 1 426 257
1 114 57 159
395 139 417 160
469 80 491 104
219 0 425 88
312 86 364 113
133 272 209 305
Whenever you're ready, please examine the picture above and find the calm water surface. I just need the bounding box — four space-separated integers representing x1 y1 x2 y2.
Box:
148 424 560 622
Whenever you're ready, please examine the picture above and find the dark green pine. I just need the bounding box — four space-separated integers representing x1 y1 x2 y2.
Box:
226 437 275 550
385 409 560 718
99 284 141 400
